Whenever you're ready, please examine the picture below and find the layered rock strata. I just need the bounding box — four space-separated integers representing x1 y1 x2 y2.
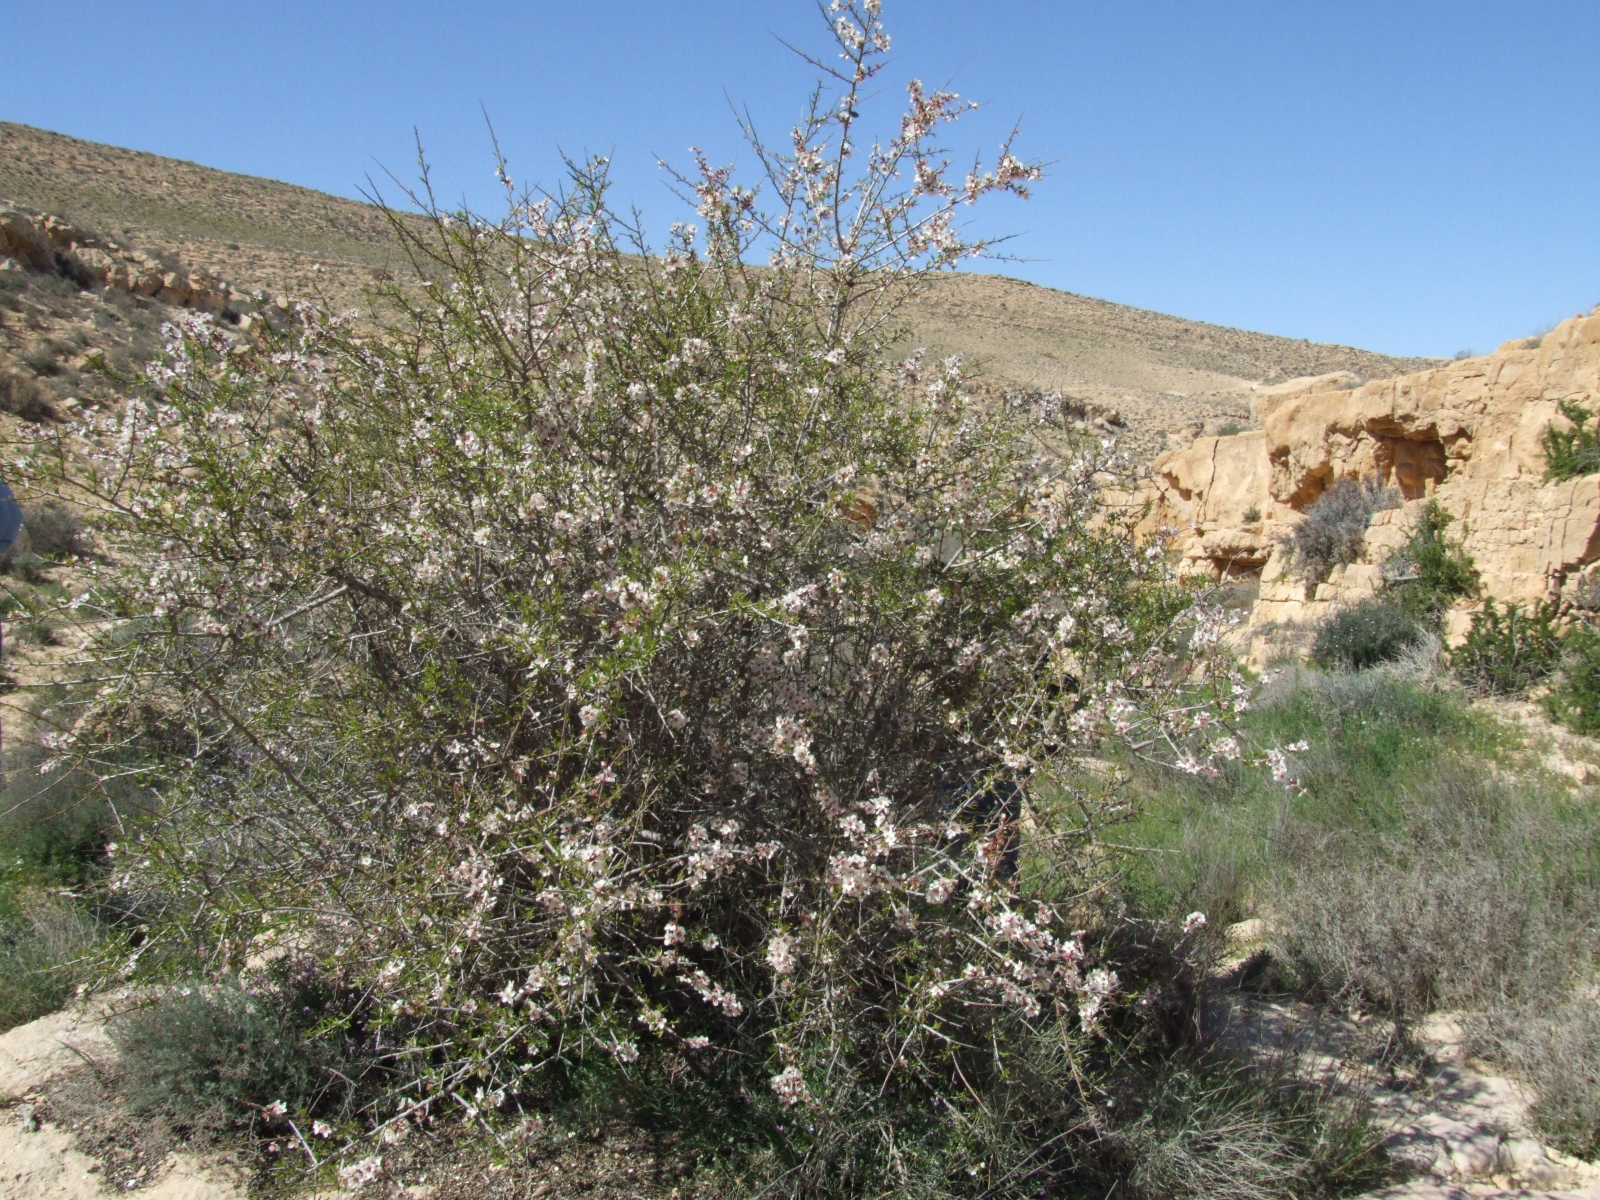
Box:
1135 307 1600 660
2 201 290 326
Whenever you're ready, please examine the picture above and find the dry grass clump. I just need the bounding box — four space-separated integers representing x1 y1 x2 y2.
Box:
1289 478 1398 584
0 366 54 419
1265 767 1599 1031
1476 993 1600 1159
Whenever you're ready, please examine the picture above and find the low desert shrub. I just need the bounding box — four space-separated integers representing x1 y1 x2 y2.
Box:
1542 397 1600 481
1124 663 1600 1158
0 753 126 885
1121 670 1494 931
0 751 126 1031
22 503 82 559
1475 994 1600 1159
1311 599 1424 671
111 966 390 1132
0 368 54 420
1385 501 1478 623
0 891 98 1032
1452 598 1562 695
20 341 62 376
1289 478 1398 584
1266 767 1600 1031
1544 621 1600 735
0 549 45 581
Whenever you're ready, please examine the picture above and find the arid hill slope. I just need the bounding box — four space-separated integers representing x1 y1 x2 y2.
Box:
1 120 1440 458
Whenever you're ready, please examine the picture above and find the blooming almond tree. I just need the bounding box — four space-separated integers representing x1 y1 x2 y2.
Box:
21 0 1250 1160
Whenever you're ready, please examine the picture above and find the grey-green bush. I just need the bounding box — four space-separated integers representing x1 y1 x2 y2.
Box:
22 504 82 559
110 972 386 1131
1267 767 1600 1032
1311 599 1424 671
1291 478 1398 584
1476 995 1600 1159
0 369 54 420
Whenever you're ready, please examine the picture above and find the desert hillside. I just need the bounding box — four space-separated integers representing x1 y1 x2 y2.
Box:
7 104 1600 1200
0 120 1439 459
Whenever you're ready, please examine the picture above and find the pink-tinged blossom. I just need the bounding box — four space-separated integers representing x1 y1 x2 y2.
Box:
338 1156 384 1191
766 933 796 975
770 1066 811 1107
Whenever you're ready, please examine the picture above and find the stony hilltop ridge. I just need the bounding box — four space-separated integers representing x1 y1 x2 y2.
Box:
0 119 1441 460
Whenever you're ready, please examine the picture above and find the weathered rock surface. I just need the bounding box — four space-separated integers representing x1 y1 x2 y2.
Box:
0 201 261 318
1135 307 1600 660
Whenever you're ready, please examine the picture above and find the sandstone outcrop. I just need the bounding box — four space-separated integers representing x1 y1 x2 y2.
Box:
0 201 255 317
1137 306 1600 660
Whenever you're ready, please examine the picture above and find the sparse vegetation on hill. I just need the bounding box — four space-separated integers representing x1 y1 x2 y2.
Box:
0 114 1441 466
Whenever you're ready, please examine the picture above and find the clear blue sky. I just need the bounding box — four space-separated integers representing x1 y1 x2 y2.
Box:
3 1 1597 358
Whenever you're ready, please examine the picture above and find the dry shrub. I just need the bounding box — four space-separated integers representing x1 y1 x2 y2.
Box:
1289 477 1398 584
0 368 55 420
1268 767 1600 1034
23 503 82 559
1475 993 1600 1159
20 6 1257 1181
110 965 391 1134
1098 1057 1388 1200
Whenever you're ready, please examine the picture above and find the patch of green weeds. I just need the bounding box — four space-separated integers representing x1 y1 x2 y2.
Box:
1385 501 1478 625
1542 398 1600 481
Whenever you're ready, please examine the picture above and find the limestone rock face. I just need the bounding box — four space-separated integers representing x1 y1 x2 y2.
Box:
0 207 55 272
1135 306 1600 658
0 200 243 317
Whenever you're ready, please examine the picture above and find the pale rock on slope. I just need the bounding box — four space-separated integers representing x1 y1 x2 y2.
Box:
1134 308 1600 662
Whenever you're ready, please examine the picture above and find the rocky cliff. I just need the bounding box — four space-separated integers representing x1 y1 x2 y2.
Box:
1136 306 1600 661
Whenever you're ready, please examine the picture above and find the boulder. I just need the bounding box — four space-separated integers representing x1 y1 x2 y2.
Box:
0 207 54 272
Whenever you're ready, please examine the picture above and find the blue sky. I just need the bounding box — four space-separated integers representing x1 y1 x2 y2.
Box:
3 1 1597 358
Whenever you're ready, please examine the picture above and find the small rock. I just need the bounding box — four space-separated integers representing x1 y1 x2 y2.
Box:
1496 1135 1543 1174
1445 1132 1500 1179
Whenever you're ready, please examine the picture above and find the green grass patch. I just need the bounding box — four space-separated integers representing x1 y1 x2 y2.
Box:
1116 666 1600 1155
1117 671 1503 928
